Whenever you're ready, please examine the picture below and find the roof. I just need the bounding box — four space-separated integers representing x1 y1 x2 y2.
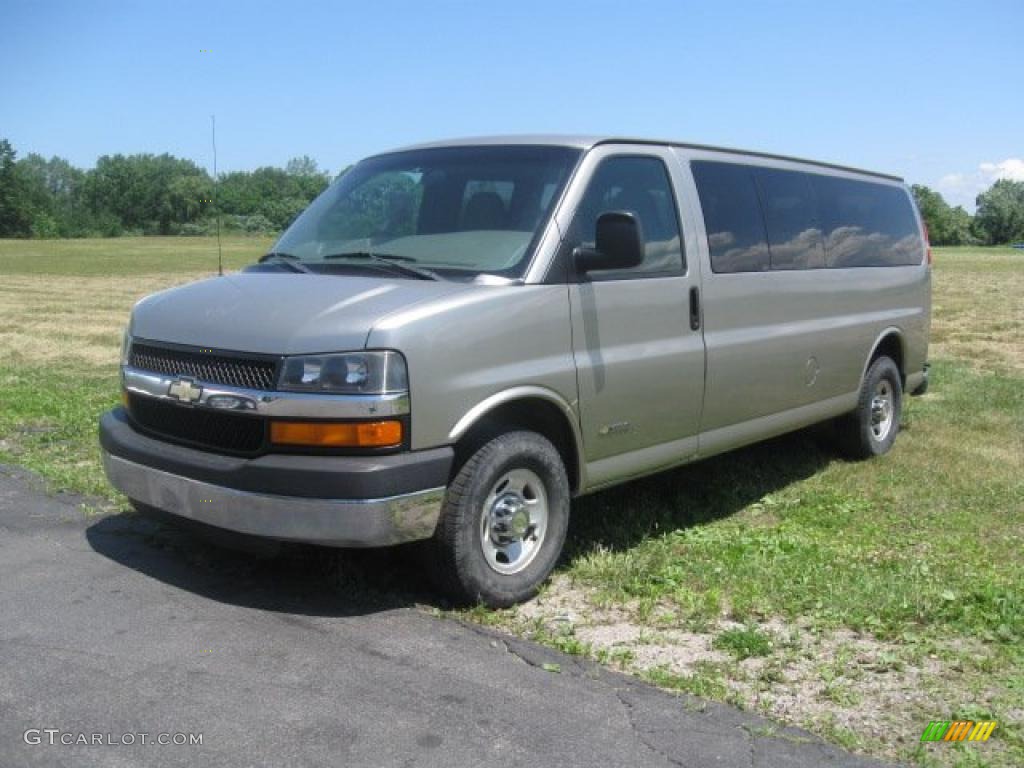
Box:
386 134 903 182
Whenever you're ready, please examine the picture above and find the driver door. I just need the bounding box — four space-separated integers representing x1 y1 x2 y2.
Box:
559 146 706 488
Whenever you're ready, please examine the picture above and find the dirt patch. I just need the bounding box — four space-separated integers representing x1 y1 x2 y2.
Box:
510 576 1010 765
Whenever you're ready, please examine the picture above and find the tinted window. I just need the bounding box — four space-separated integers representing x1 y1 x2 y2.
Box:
754 168 825 270
691 161 769 273
569 156 684 277
811 175 923 267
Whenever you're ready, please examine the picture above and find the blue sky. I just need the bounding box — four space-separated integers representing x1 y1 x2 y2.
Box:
2 0 1021 211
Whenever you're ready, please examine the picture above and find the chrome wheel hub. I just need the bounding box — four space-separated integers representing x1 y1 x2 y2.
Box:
870 379 894 441
480 468 548 575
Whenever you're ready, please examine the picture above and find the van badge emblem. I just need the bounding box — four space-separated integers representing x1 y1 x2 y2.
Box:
168 377 202 404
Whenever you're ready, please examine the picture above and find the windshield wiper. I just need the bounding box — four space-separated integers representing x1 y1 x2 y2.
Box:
321 251 438 281
258 252 314 274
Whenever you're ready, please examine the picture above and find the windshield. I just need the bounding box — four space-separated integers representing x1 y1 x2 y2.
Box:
271 145 581 280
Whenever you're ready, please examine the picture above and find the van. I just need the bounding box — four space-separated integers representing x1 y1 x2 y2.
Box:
100 136 931 607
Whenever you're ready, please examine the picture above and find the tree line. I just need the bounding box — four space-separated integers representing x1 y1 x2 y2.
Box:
911 182 1024 246
0 138 332 238
1 136 1023 244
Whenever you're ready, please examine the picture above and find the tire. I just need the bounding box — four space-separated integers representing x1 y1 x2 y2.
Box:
835 356 903 460
429 431 570 608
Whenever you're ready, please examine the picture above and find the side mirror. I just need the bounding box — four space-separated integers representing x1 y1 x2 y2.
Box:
573 211 644 273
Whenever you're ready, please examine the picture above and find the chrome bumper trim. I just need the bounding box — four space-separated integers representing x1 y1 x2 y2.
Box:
122 366 409 419
102 452 444 547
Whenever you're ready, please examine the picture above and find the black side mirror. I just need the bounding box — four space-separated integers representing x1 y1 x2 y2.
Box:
573 211 645 272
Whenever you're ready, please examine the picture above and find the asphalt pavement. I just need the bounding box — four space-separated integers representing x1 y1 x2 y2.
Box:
0 466 893 767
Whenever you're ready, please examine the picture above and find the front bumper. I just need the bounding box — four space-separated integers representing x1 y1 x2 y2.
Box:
99 408 453 547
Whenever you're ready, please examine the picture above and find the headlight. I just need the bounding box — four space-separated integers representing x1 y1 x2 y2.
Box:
120 327 133 367
278 351 408 394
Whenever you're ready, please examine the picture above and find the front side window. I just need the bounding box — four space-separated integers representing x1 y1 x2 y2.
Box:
566 155 684 279
273 145 581 280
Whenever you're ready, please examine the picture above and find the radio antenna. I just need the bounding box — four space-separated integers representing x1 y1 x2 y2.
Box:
211 114 223 276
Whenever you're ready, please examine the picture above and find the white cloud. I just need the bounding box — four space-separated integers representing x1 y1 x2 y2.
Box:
936 157 1024 212
979 158 1024 182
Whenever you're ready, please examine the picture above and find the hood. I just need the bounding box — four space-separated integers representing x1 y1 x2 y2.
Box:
130 273 473 354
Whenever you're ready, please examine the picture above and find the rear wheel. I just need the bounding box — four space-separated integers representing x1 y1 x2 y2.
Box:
429 431 570 607
835 356 903 459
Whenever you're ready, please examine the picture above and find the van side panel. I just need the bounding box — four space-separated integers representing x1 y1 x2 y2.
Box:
698 266 928 433
674 149 930 443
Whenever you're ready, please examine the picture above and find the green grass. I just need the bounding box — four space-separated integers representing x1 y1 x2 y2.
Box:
1 240 1022 766
0 234 272 276
643 663 730 700
563 360 1023 644
713 626 774 659
0 365 120 499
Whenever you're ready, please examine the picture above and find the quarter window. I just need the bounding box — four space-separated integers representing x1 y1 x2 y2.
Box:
811 175 923 267
568 156 684 278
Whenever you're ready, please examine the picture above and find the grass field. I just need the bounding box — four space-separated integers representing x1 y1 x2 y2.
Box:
1 237 1021 766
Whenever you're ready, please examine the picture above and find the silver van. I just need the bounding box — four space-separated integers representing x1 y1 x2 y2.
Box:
100 136 931 606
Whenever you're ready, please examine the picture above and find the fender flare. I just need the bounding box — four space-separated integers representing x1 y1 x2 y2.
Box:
859 326 905 386
447 385 587 491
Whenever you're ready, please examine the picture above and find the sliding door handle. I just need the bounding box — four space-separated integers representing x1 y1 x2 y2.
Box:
689 286 701 331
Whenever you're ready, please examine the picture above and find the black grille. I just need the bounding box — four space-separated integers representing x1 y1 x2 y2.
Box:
128 394 266 454
129 342 279 390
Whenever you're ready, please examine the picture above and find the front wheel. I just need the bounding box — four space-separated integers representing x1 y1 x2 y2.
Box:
835 356 903 459
429 431 570 607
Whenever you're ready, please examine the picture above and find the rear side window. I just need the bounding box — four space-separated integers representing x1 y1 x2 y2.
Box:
811 176 924 267
754 168 826 270
693 161 923 272
691 161 769 273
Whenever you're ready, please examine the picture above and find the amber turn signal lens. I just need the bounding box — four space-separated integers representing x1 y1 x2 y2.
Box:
270 420 403 448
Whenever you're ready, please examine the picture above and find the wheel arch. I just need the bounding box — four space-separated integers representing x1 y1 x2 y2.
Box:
860 327 906 389
447 387 585 494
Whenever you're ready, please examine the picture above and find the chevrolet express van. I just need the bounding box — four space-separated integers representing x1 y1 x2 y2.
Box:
100 136 931 606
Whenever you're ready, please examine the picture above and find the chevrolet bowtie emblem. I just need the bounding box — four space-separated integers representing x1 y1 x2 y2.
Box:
168 377 202 404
